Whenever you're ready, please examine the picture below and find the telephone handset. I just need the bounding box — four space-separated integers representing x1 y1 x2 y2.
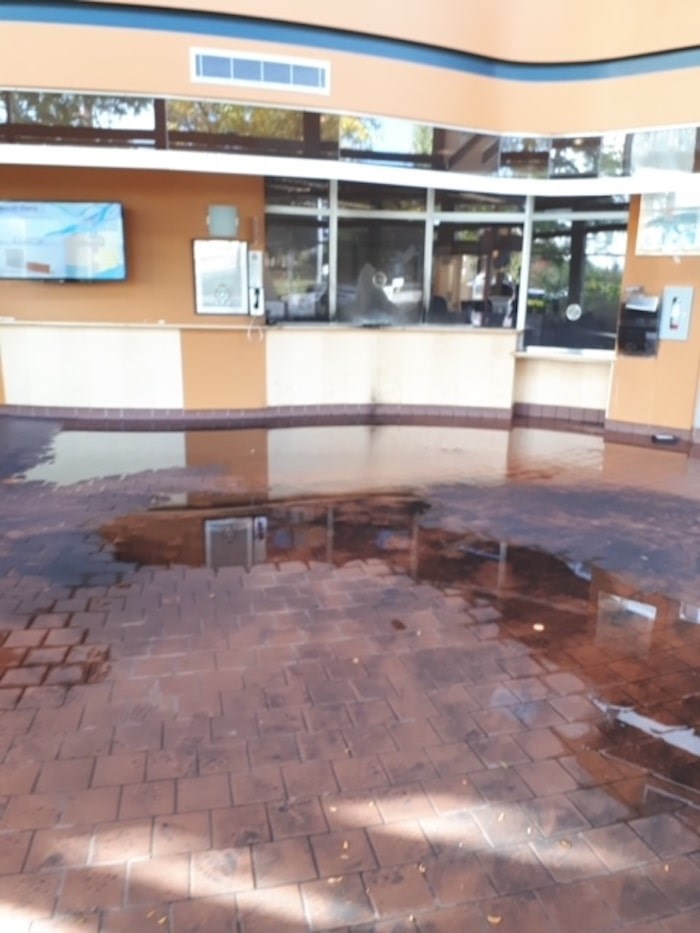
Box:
248 250 265 316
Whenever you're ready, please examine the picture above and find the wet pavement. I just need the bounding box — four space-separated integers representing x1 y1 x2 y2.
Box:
1 417 700 931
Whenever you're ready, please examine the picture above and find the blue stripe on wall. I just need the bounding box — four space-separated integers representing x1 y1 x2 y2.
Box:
1 1 700 84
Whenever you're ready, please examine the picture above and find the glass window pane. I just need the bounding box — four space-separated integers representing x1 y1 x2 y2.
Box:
263 62 291 85
265 217 329 323
201 56 232 80
338 182 425 211
233 59 262 82
550 138 601 178
433 130 500 175
8 92 154 128
265 177 330 209
599 133 627 177
167 102 303 140
292 65 321 88
630 127 696 174
525 220 627 350
499 137 551 178
336 218 424 325
430 223 521 327
435 191 525 213
534 194 629 213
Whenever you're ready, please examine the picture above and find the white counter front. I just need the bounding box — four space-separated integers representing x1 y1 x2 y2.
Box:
266 326 519 410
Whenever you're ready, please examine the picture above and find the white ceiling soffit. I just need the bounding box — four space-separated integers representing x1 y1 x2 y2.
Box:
1 143 699 198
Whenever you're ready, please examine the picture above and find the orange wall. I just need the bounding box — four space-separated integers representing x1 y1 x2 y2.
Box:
181 330 266 410
83 0 700 63
608 196 700 432
2 21 700 134
0 165 264 326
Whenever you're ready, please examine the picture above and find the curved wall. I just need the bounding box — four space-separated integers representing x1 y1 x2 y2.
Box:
2 3 700 134
83 0 700 63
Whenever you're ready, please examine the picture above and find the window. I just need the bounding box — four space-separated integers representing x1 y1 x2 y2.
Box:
435 191 525 213
337 182 426 212
430 223 522 326
191 50 330 95
524 220 628 350
265 178 330 209
265 217 330 323
336 218 424 325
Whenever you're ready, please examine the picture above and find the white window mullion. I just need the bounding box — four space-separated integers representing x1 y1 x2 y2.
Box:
423 188 435 318
328 178 338 319
516 194 534 336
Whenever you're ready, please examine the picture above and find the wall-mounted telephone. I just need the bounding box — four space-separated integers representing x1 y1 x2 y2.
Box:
248 250 264 317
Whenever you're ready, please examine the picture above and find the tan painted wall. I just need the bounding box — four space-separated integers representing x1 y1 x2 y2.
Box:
0 165 264 325
83 0 700 63
181 330 266 410
2 22 700 134
608 196 700 432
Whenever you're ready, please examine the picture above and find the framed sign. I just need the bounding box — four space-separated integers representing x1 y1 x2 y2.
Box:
193 238 248 315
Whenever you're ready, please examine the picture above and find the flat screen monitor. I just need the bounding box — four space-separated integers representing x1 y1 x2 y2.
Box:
0 201 127 281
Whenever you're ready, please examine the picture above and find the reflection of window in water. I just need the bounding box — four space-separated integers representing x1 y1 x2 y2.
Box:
596 592 657 657
204 516 267 570
680 603 700 624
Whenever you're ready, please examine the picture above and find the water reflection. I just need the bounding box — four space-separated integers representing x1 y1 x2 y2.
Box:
99 488 700 795
594 700 700 759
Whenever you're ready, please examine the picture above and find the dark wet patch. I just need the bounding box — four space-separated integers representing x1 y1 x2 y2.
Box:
0 416 61 480
0 629 111 704
390 619 407 631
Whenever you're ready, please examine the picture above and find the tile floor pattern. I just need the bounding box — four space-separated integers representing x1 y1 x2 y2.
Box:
0 421 700 931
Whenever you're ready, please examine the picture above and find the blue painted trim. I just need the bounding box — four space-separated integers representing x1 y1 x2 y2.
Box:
2 1 700 84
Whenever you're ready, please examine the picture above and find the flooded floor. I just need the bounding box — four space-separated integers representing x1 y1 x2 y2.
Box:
1 416 700 931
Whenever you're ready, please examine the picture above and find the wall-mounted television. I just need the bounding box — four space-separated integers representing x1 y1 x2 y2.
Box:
0 201 127 282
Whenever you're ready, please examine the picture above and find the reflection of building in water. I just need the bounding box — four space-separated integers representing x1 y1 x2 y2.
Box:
101 493 427 573
589 566 679 659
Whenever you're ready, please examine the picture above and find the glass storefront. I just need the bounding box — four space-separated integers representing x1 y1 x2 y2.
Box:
264 179 629 351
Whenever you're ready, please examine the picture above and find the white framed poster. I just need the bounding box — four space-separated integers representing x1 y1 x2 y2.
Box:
636 193 700 256
193 238 248 315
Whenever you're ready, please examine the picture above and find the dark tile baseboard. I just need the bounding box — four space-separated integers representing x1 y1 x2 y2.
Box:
513 403 605 427
605 418 691 452
0 403 513 432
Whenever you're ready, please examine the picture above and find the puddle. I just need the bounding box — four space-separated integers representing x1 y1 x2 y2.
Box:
19 430 189 486
94 489 700 794
15 423 605 491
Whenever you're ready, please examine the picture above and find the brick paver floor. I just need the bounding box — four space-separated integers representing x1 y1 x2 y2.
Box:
1 417 700 931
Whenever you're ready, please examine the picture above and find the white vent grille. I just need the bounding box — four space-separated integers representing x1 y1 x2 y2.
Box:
191 49 330 95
